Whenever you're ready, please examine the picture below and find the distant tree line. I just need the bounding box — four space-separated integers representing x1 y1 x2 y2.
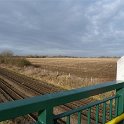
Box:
0 50 120 59
26 55 120 58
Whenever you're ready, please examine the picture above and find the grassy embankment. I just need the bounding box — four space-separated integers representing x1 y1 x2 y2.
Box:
0 57 31 67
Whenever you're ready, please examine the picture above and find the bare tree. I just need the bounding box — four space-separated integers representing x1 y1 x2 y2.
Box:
0 50 14 57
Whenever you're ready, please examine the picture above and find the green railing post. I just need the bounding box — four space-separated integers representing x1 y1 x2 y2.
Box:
116 57 124 123
116 88 124 124
37 107 54 124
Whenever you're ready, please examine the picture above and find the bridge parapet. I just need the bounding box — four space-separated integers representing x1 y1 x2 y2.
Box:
0 81 124 124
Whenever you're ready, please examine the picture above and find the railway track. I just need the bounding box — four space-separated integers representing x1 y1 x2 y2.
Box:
0 78 37 123
0 67 107 123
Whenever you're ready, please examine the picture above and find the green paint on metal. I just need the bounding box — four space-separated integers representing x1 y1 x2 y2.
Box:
115 97 119 117
37 107 54 124
116 88 124 124
54 95 118 121
102 102 106 123
88 108 91 124
78 111 81 124
95 105 99 124
116 88 124 115
109 99 113 120
66 116 70 124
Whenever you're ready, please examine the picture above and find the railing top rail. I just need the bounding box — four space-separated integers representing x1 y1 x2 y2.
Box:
0 80 124 121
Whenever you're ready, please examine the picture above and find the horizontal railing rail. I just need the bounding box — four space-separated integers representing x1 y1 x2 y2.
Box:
54 95 121 124
0 81 124 124
54 95 119 119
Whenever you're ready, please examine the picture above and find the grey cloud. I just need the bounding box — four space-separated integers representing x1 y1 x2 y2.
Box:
0 0 124 56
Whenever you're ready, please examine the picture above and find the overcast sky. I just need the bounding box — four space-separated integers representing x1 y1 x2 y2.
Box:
0 0 124 56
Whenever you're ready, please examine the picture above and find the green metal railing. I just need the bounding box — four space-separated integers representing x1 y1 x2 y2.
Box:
54 95 121 124
0 81 124 124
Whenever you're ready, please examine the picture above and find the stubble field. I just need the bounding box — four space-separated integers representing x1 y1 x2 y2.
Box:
26 58 117 89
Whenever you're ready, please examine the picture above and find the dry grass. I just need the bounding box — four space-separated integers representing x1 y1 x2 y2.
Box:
3 58 118 89
0 116 35 124
27 58 117 79
0 121 12 124
0 57 31 67
27 58 117 87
